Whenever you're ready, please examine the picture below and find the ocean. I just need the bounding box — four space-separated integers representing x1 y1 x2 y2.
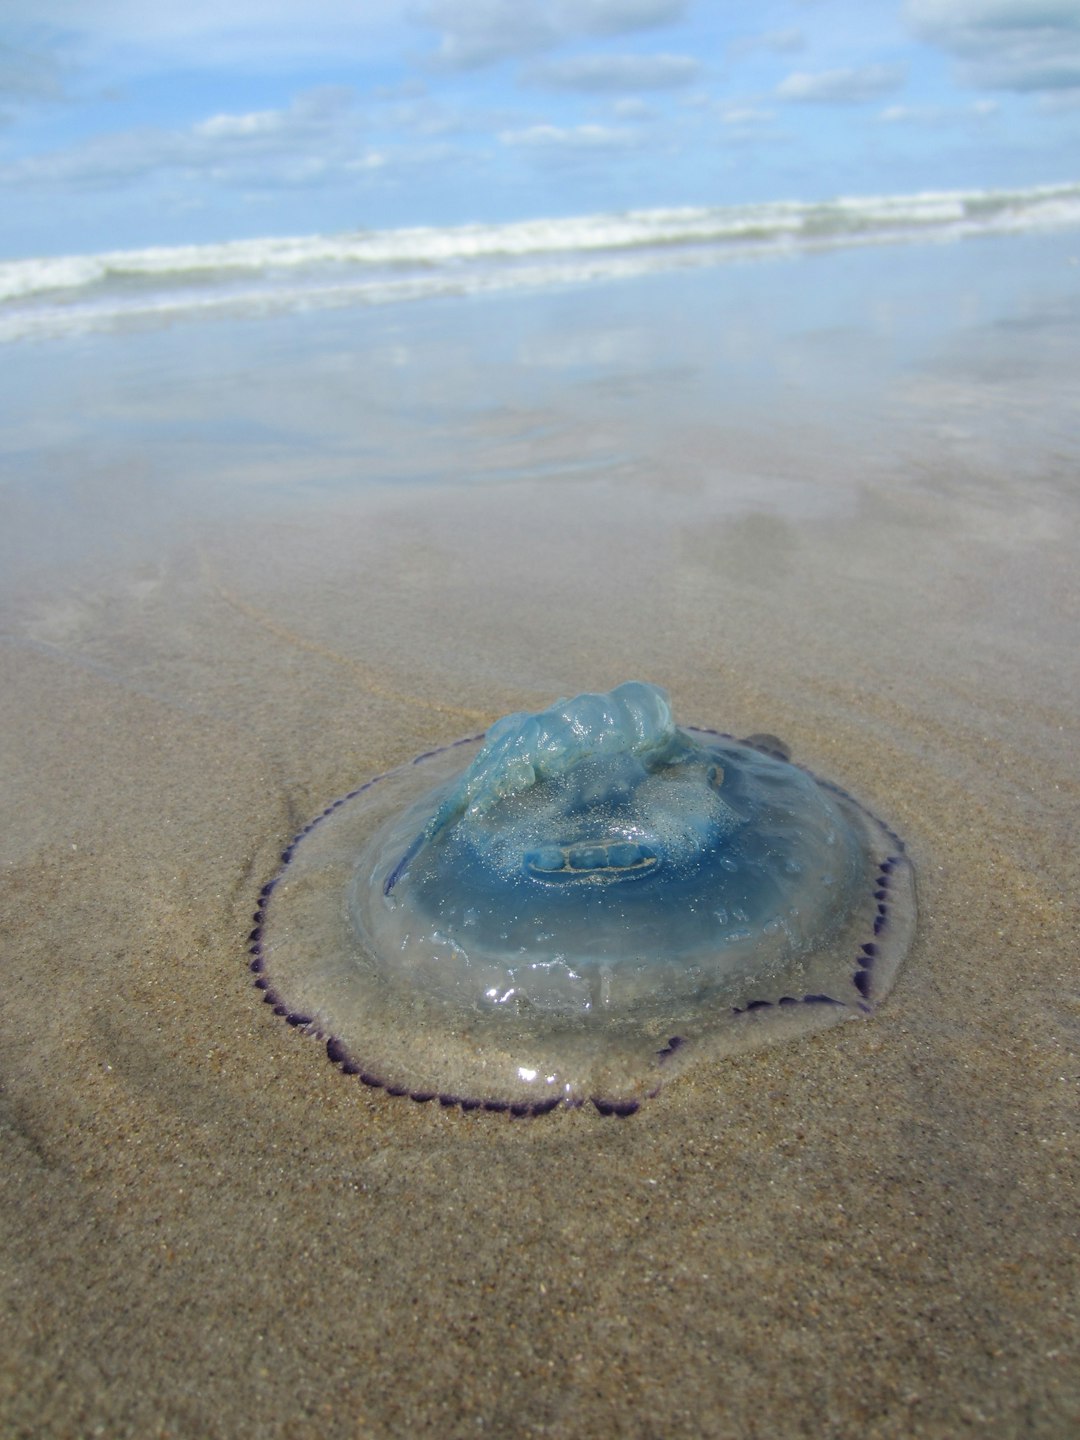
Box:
2 178 1079 342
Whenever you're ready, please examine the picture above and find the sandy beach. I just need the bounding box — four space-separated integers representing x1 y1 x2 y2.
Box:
1 231 1077 1437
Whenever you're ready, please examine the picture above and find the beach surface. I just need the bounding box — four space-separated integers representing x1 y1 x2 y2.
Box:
1 231 1077 1438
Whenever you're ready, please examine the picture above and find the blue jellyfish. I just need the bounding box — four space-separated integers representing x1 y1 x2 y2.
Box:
251 683 915 1115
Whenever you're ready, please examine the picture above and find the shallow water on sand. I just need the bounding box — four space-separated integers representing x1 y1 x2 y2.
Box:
1 230 1078 1437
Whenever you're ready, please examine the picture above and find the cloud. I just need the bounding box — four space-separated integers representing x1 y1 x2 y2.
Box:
612 96 656 119
878 103 943 122
191 85 358 149
708 104 782 146
1037 87 1080 110
777 64 907 103
420 0 688 71
380 97 472 138
719 106 775 125
728 27 806 61
0 40 65 102
571 0 689 35
3 2 410 72
499 122 635 148
421 0 558 69
196 111 282 139
530 53 701 90
1 85 384 192
905 0 1080 91
878 98 999 122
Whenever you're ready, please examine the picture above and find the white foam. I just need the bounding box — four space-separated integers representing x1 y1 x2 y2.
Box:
1 180 1077 342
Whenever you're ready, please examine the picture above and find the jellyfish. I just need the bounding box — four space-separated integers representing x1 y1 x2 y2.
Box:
250 682 916 1114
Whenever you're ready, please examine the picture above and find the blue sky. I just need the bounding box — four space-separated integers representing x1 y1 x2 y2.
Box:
1 0 1078 257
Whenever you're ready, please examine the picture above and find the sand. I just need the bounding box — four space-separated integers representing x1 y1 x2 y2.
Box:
1 233 1077 1438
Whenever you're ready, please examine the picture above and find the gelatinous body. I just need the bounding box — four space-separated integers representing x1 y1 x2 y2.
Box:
252 683 916 1114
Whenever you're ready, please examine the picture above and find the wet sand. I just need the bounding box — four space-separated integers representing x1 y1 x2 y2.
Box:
1 236 1078 1437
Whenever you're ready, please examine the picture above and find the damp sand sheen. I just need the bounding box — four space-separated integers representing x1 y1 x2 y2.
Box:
253 683 916 1112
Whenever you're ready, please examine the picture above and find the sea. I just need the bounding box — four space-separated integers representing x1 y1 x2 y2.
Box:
2 179 1079 343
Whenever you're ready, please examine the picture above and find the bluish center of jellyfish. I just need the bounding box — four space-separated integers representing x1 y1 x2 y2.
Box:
351 683 864 1020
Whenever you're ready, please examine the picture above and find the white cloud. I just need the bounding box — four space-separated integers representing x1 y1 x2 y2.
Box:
728 27 806 61
345 152 387 171
1037 87 1080 110
420 0 688 71
381 98 469 137
3 3 411 79
572 0 688 35
906 0 1079 22
777 64 907 103
530 53 701 90
878 103 942 122
7 1 402 38
421 0 558 69
1 85 382 191
708 103 782 146
878 98 999 122
0 40 65 102
612 96 656 119
719 106 774 125
499 122 635 148
196 110 284 139
190 85 357 147
905 0 1080 91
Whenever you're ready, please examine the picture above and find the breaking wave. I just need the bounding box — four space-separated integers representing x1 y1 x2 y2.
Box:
1 180 1078 341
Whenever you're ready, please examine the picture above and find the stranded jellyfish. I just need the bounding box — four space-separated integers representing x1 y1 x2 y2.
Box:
251 682 916 1115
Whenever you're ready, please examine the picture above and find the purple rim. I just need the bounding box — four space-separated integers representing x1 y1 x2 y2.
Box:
249 727 910 1118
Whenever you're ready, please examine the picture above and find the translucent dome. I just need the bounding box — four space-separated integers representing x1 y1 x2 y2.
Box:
252 683 916 1115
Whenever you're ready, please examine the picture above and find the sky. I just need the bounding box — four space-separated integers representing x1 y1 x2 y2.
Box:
1 0 1078 258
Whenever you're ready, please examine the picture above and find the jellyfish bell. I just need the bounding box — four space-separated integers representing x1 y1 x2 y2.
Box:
356 684 865 1017
252 682 916 1114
